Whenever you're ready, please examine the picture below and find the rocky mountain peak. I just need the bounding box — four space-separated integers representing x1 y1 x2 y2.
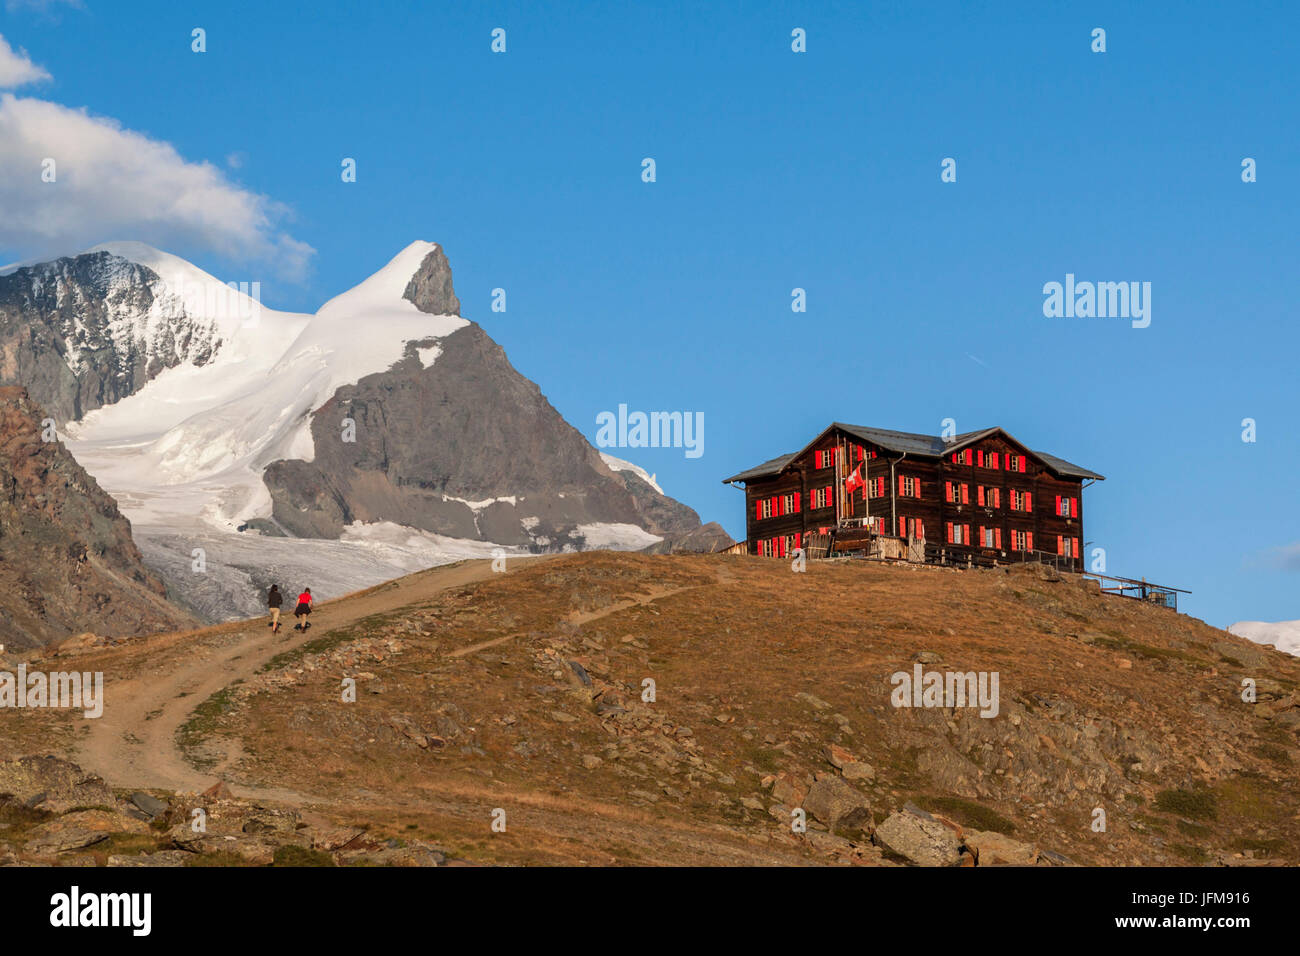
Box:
402 245 460 316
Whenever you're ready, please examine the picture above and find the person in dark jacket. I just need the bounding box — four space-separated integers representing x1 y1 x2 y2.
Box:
267 584 283 633
293 587 313 631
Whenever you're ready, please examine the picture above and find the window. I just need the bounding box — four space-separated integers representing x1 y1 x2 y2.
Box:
980 526 1001 548
898 475 919 497
760 498 772 519
1059 535 1076 558
814 447 838 469
946 522 972 545
989 452 1000 469
810 486 834 510
783 493 796 515
898 516 926 539
1055 495 1078 518
868 475 885 499
1007 454 1027 473
1011 530 1027 551
945 481 970 505
1010 490 1033 513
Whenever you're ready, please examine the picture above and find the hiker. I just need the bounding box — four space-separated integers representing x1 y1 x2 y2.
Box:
293 587 313 630
267 584 283 633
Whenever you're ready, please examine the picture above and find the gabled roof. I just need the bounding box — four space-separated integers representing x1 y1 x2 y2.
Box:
721 423 1104 484
722 452 798 484
834 423 1000 458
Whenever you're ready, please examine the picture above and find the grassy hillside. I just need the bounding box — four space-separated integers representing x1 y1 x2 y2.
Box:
5 552 1298 866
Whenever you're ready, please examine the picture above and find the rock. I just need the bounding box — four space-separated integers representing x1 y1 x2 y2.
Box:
108 850 192 867
580 755 603 770
873 809 964 866
201 781 234 801
307 826 366 851
550 710 578 723
1116 658 1133 670
402 245 461 316
23 809 147 855
740 797 765 811
912 651 943 664
964 829 1038 866
771 772 807 807
842 762 876 784
130 791 169 819
0 755 116 813
1037 849 1079 867
796 692 832 711
803 777 873 836
825 744 857 769
567 660 592 687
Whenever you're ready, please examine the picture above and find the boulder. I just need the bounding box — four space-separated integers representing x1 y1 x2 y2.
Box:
0 755 116 813
964 829 1038 866
23 809 147 856
803 776 873 836
130 791 169 819
873 809 964 866
771 772 807 808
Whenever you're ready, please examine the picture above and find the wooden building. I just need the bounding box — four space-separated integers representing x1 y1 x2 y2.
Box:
721 424 1104 571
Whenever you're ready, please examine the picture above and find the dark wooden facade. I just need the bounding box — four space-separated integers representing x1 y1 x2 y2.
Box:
722 424 1103 572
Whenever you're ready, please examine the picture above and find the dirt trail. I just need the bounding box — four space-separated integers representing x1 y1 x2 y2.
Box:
76 558 510 803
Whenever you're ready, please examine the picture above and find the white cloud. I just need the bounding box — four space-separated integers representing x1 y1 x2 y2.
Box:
3 1 84 13
0 93 314 279
0 34 50 88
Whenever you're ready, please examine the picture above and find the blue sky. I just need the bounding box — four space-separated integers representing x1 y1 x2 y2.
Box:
2 0 1297 628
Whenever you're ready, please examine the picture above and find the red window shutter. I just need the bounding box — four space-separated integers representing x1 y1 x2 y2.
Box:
964 524 970 544
898 475 904 496
795 532 802 548
1055 495 1061 516
755 499 761 520
945 480 952 502
1073 537 1080 558
1027 532 1034 551
794 492 801 513
1071 497 1078 518
977 450 984 467
913 479 920 497
1025 491 1032 513
1057 534 1064 555
995 528 1002 548
961 484 969 505
978 485 985 506
946 522 953 544
1010 533 1017 552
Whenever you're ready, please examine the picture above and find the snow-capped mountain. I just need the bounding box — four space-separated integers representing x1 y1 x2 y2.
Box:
1229 620 1300 658
0 240 727 621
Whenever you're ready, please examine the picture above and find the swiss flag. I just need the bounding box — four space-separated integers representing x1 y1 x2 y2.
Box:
845 464 864 496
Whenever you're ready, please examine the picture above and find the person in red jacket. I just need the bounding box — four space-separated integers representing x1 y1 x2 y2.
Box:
293 587 313 631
